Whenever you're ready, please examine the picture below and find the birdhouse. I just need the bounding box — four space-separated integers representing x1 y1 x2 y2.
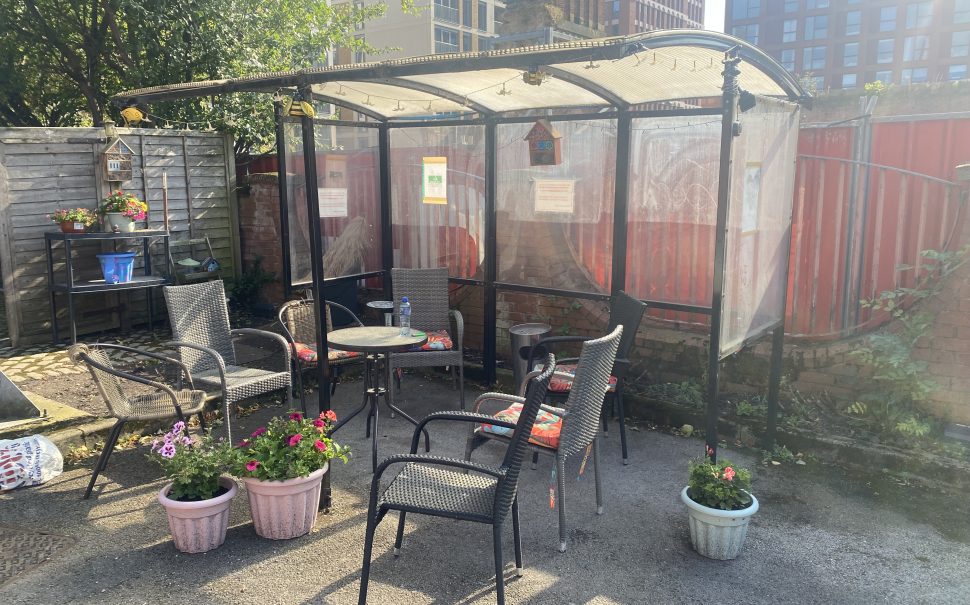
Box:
524 119 562 166
101 137 134 182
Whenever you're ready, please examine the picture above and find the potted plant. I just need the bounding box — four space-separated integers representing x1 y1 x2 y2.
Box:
49 208 97 233
99 190 148 232
230 411 349 540
680 451 759 560
148 421 236 554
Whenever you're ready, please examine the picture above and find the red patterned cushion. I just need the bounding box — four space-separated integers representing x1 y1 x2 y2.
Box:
408 329 453 352
544 363 617 393
480 402 562 449
292 343 361 364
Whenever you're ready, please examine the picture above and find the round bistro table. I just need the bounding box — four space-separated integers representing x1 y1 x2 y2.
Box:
327 326 428 472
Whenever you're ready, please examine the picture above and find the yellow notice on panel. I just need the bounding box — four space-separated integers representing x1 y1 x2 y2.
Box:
422 156 448 205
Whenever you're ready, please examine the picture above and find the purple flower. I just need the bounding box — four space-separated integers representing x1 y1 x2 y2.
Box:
150 439 160 452
181 436 193 446
159 443 176 459
172 421 186 434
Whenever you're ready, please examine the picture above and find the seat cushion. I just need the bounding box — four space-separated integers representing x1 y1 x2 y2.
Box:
543 363 618 393
480 402 562 449
292 342 362 364
407 330 453 352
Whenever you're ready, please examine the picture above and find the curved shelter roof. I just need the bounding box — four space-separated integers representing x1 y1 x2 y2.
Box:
114 30 809 120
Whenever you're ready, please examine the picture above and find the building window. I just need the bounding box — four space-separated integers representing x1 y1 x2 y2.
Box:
782 19 797 43
842 73 857 89
877 39 894 64
780 48 795 71
901 67 928 84
354 34 366 63
353 1 365 31
434 26 459 53
949 64 968 80
803 45 826 70
463 0 472 27
879 6 896 32
478 1 487 31
732 24 759 45
843 42 859 67
845 10 860 36
957 0 970 24
806 0 828 9
810 75 825 91
732 0 759 20
953 31 970 58
874 70 893 84
434 0 459 24
903 36 929 61
784 0 798 13
905 2 932 29
804 15 828 40
462 32 472 51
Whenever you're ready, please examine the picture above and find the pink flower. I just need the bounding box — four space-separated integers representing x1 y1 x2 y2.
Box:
313 419 325 431
245 460 259 472
288 434 302 447
172 421 186 434
159 443 176 459
723 467 736 482
251 427 266 438
324 410 337 423
314 439 327 452
289 412 303 421
237 439 250 448
150 439 160 452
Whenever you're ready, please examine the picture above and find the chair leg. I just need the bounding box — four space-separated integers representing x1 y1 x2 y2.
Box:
601 399 610 436
197 412 207 434
295 362 308 417
556 456 567 553
358 513 378 605
393 511 407 556
512 498 524 577
593 437 603 515
530 451 538 470
223 394 234 444
458 362 465 411
493 523 506 605
331 366 340 397
616 389 629 465
83 420 124 500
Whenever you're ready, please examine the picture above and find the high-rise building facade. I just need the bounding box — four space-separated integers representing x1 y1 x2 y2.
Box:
608 0 705 36
725 0 970 91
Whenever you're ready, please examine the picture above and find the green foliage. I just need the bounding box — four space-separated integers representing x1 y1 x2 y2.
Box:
227 257 276 308
229 411 349 481
644 381 705 409
864 80 889 96
48 208 97 226
148 421 231 501
735 396 767 420
687 457 752 511
760 444 796 465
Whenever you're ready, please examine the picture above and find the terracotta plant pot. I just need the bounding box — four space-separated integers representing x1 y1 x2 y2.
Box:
103 212 136 232
158 476 238 554
242 464 327 540
58 221 87 233
681 486 759 560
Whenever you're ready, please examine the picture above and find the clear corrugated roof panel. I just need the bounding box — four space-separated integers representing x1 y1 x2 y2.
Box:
311 81 469 118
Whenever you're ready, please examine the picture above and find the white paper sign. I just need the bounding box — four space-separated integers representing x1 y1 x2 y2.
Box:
318 188 348 218
534 179 575 213
422 157 448 204
741 164 762 233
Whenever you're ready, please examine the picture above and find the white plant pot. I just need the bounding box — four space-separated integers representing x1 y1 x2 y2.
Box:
242 464 327 540
158 476 237 554
681 486 759 560
104 212 136 232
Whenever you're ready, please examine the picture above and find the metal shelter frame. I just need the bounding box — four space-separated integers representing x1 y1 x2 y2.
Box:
115 30 810 463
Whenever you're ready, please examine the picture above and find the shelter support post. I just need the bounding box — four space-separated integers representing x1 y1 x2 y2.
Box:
483 119 498 386
705 49 743 463
379 125 393 300
764 324 785 448
610 111 632 296
274 98 293 297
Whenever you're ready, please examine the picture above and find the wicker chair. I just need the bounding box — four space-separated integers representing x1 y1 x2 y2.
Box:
278 298 365 415
163 280 292 443
69 343 207 499
527 291 646 464
389 267 465 410
466 325 622 552
358 356 557 605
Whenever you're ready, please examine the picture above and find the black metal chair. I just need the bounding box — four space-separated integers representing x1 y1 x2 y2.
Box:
525 291 645 464
358 355 557 605
68 343 207 499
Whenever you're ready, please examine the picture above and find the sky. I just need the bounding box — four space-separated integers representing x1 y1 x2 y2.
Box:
704 0 726 32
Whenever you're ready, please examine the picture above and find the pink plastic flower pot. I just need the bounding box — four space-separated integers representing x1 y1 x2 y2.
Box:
242 464 328 540
158 476 237 554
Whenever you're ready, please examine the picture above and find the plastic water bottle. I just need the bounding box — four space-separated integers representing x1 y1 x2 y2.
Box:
399 297 411 337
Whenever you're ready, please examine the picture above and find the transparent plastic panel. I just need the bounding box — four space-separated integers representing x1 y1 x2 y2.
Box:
389 125 485 279
626 116 721 314
720 98 800 354
495 119 617 292
284 122 382 286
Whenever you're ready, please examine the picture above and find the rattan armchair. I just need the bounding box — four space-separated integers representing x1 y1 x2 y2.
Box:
358 356 556 605
163 280 292 443
466 326 622 552
69 343 207 499
389 267 465 410
278 298 365 414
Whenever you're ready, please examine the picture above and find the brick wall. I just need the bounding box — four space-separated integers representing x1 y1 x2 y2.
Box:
237 174 285 305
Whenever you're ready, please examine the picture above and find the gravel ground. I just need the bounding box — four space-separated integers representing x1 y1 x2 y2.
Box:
2 375 969 604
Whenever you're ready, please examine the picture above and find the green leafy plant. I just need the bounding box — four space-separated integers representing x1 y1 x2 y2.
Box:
687 455 753 511
229 411 349 481
644 381 705 409
735 397 767 419
227 257 276 307
49 207 97 226
99 190 148 219
148 421 231 501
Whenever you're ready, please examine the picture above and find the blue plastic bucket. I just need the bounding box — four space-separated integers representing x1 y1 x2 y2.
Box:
96 253 136 284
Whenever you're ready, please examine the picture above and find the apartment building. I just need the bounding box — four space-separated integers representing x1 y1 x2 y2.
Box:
725 0 970 91
608 0 705 35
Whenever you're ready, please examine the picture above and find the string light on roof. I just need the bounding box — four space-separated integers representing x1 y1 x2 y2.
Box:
497 82 512 95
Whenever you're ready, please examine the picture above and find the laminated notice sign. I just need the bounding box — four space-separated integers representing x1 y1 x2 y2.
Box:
318 188 348 218
534 179 575 213
422 156 448 204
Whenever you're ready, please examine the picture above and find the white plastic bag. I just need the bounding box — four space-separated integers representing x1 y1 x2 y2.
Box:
0 435 63 491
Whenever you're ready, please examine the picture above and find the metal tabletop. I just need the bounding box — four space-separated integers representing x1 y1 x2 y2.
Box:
327 326 427 354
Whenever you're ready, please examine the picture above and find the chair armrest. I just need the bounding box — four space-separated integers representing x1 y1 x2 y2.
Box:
168 341 228 394
76 353 186 416
86 343 196 389
449 309 464 351
326 300 365 327
473 391 526 412
526 335 591 370
409 410 517 453
231 328 292 372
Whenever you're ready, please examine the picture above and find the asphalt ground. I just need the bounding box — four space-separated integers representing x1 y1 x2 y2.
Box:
2 373 969 604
